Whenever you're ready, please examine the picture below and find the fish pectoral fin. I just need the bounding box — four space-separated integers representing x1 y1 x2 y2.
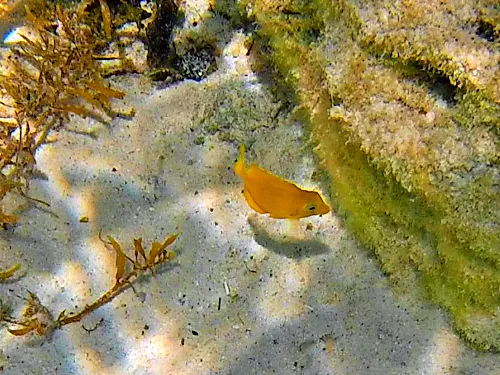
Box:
286 218 301 238
243 188 267 214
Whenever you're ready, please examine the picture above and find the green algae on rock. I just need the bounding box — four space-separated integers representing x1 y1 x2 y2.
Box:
197 79 282 144
239 0 500 351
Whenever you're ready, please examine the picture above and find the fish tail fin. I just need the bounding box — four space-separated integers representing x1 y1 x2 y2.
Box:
234 144 246 178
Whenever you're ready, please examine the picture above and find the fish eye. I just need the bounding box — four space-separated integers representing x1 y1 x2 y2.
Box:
305 203 316 211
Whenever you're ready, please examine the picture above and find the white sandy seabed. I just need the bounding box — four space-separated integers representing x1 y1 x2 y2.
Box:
0 28 499 375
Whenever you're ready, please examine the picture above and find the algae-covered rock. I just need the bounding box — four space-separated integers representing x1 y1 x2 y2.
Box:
240 0 500 351
197 79 282 144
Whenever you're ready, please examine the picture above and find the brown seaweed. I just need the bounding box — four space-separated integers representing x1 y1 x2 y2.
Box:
0 0 127 225
2 232 178 337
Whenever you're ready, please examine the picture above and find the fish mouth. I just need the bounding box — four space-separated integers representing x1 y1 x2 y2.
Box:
317 205 331 216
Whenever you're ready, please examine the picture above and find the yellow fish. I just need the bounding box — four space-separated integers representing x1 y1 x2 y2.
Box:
234 145 331 219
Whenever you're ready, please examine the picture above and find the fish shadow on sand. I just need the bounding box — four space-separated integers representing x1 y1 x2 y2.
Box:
248 216 330 259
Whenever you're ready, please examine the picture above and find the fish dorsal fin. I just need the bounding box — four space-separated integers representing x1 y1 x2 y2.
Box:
234 144 247 178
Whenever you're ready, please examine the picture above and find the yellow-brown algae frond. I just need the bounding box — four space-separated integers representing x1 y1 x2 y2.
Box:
6 291 55 337
0 263 20 280
24 5 54 31
87 81 125 100
53 103 92 119
3 232 179 337
133 237 147 264
0 175 17 224
98 0 112 40
147 233 178 267
0 0 131 225
66 87 105 110
0 211 16 225
8 323 38 336
106 235 129 283
57 232 179 327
